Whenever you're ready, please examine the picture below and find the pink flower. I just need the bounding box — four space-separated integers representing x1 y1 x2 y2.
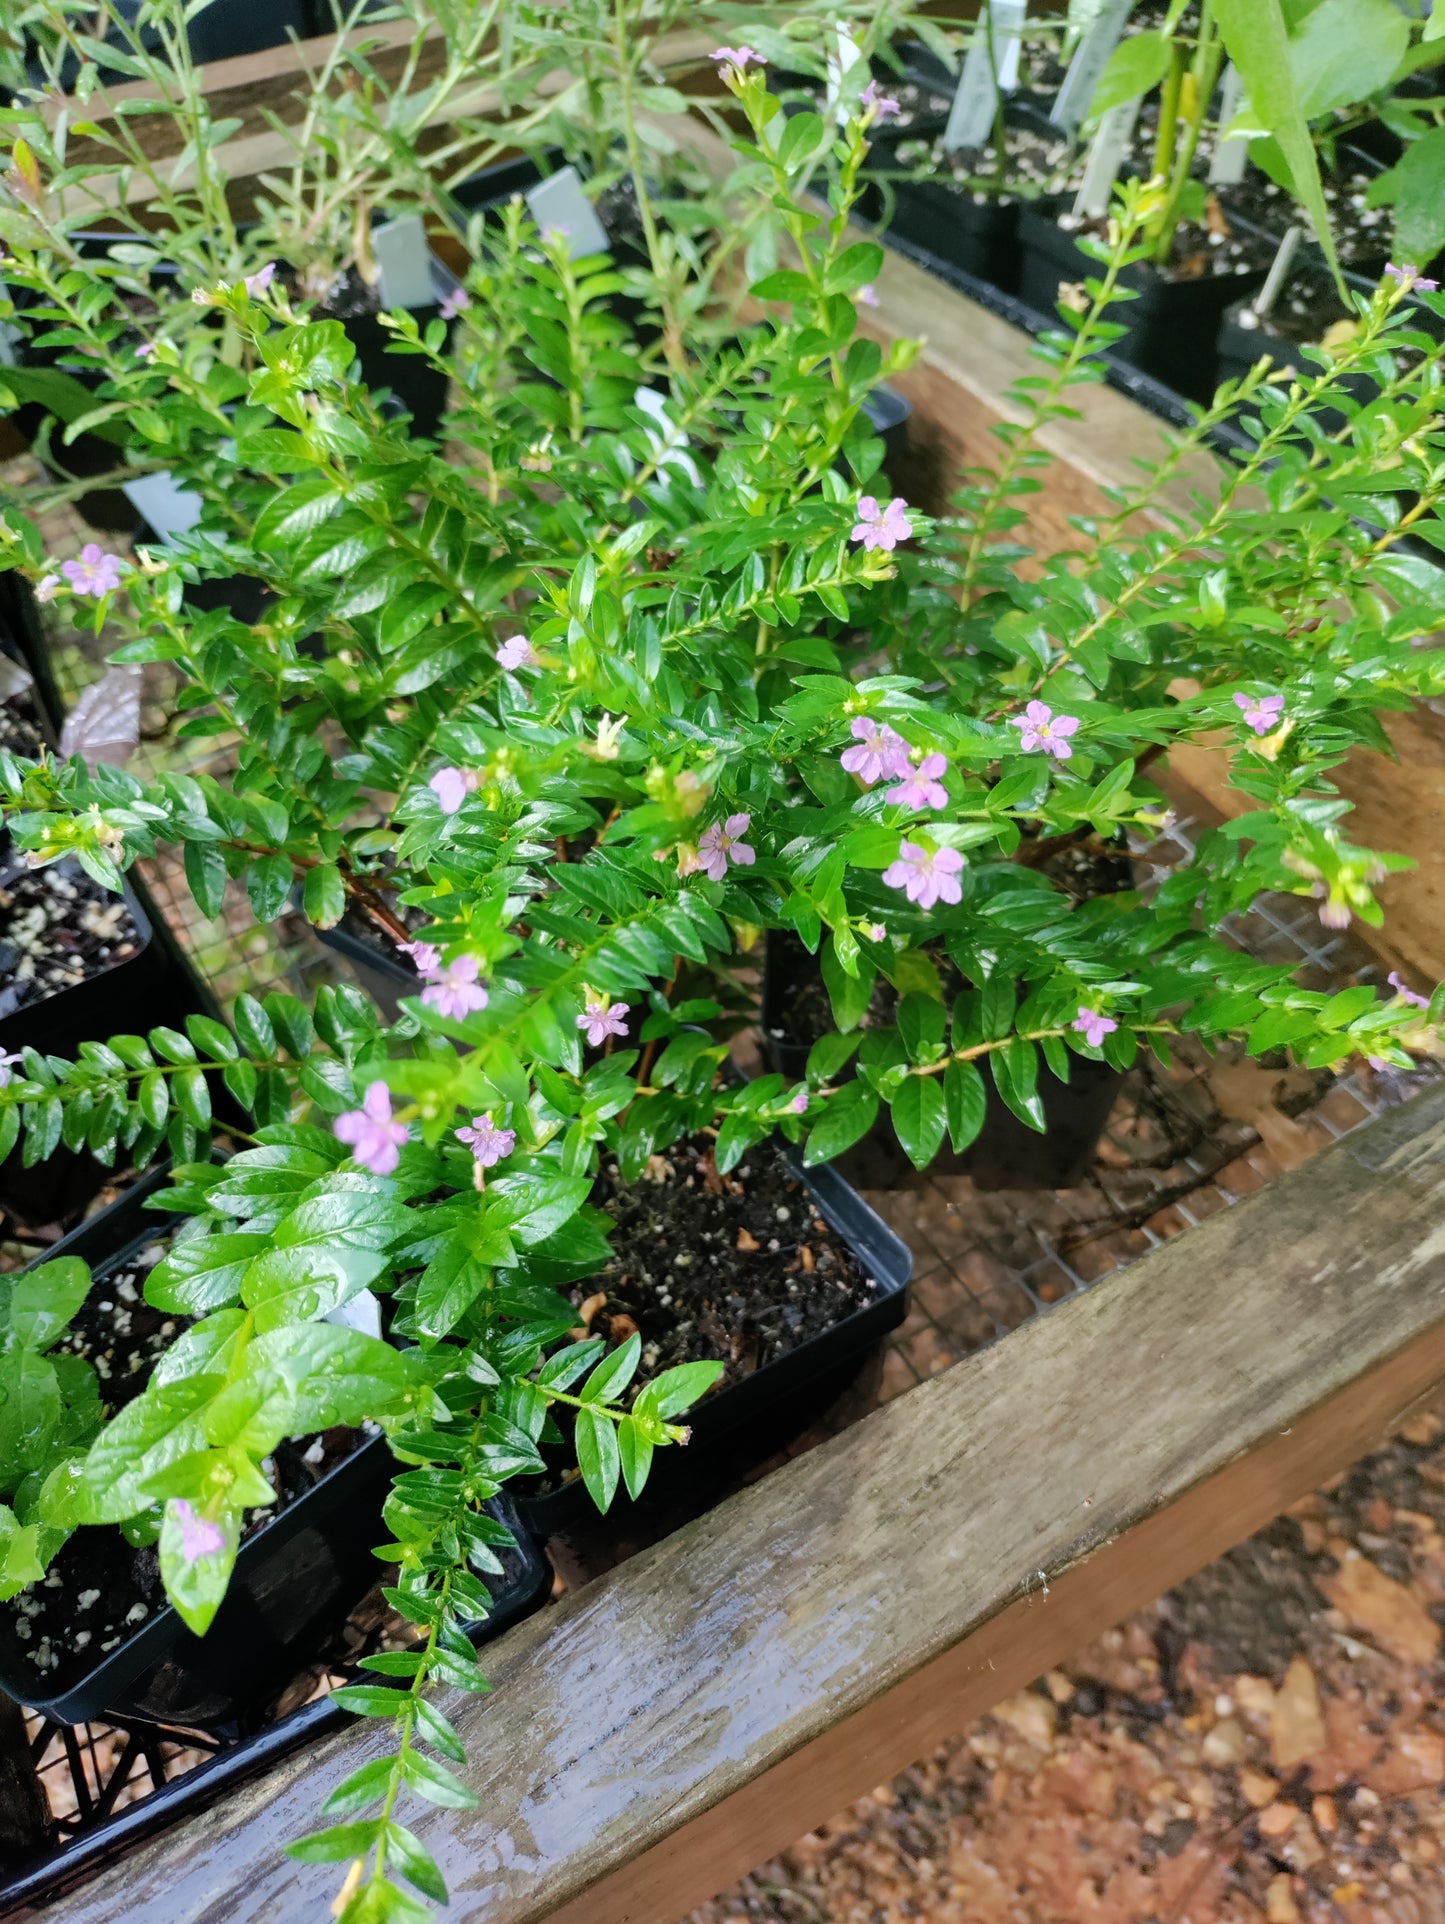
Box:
789 1088 809 1114
496 634 537 671
697 813 756 881
439 287 471 321
1386 263 1440 292
135 340 158 361
1234 691 1285 737
398 935 441 975
578 995 630 1047
1009 700 1079 759
243 261 276 298
421 953 489 1021
712 45 760 68
840 717 911 786
428 765 478 815
861 79 901 121
334 1080 410 1175
886 752 948 811
856 282 880 308
850 495 912 551
1072 1007 1118 1049
0 1051 23 1089
1318 898 1351 931
173 1499 225 1563
60 544 124 597
882 841 965 910
456 1114 516 1168
1388 971 1430 1011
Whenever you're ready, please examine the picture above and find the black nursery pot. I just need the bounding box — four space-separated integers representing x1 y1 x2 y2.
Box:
511 1152 912 1542
0 1178 549 1729
759 932 1125 1193
1018 202 1269 403
885 176 1024 292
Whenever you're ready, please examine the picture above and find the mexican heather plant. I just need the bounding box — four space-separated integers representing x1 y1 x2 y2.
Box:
1 43 1444 1922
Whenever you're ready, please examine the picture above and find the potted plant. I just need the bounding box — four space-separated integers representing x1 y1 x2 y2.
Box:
0 39 1442 1924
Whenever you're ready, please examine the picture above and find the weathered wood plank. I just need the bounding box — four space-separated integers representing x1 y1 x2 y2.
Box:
31 1082 1445 1924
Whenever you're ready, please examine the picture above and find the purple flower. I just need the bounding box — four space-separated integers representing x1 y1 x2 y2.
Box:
697 813 756 882
0 1050 23 1089
1009 700 1079 760
496 634 537 671
861 79 901 121
711 44 760 68
1234 691 1285 737
1388 971 1429 1011
398 935 441 975
173 1499 225 1563
334 1080 410 1176
882 841 965 911
60 544 124 597
850 495 912 551
840 717 911 786
856 282 880 308
439 287 471 322
428 765 478 816
1318 897 1351 931
35 574 61 603
1072 1007 1118 1049
789 1088 809 1114
1386 262 1440 293
578 994 630 1046
243 261 276 298
886 752 949 812
420 953 489 1021
456 1114 516 1168
135 340 158 361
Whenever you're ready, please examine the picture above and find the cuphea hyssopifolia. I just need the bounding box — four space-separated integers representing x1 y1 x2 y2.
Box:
2 87 1445 1924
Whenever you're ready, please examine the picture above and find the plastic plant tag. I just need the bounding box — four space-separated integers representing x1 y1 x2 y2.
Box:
0 280 17 369
1052 0 1134 135
121 471 203 541
633 386 702 485
373 214 435 310
1208 63 1248 186
1252 225 1304 320
58 664 142 771
826 21 866 126
944 0 1027 151
1072 96 1141 220
323 1288 384 1340
524 167 610 259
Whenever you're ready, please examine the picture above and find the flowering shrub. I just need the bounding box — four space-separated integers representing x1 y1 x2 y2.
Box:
1 34 1444 1920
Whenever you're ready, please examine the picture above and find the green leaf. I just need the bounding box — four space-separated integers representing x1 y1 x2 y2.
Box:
944 1058 987 1154
323 1755 396 1816
575 1404 620 1512
991 1038 1045 1133
232 993 277 1058
399 1750 479 1810
820 939 876 1032
303 862 347 930
618 1414 655 1500
246 852 293 923
634 1358 723 1420
1288 0 1409 118
896 994 946 1065
579 1332 641 1407
1216 0 1342 286
3 1256 90 1352
184 838 227 920
265 993 314 1058
1367 126 1445 269
802 1081 879 1165
158 1498 238 1635
286 1820 383 1863
890 1076 947 1171
386 1822 450 1904
1091 30 1172 114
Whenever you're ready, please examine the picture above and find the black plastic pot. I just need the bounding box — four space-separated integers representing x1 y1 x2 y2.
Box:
1018 200 1270 403
759 931 1125 1193
512 1150 911 1542
884 176 1025 292
313 908 420 1021
0 1177 549 1730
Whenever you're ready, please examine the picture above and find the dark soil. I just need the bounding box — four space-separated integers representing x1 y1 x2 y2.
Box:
2 1232 365 1692
895 116 1069 207
578 1136 878 1392
0 861 143 1020
309 264 383 323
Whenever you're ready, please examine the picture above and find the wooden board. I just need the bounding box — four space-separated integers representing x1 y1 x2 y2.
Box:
32 1080 1445 1924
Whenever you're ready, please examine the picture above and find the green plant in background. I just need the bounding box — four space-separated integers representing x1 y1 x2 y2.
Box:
1 24 1445 1924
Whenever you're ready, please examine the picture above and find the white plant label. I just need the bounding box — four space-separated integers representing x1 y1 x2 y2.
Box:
1052 0 1135 135
121 470 203 540
1072 96 1141 220
0 280 17 369
944 0 1027 151
826 21 866 127
325 1288 384 1340
1208 63 1248 186
1253 225 1303 320
524 166 610 260
373 213 435 310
